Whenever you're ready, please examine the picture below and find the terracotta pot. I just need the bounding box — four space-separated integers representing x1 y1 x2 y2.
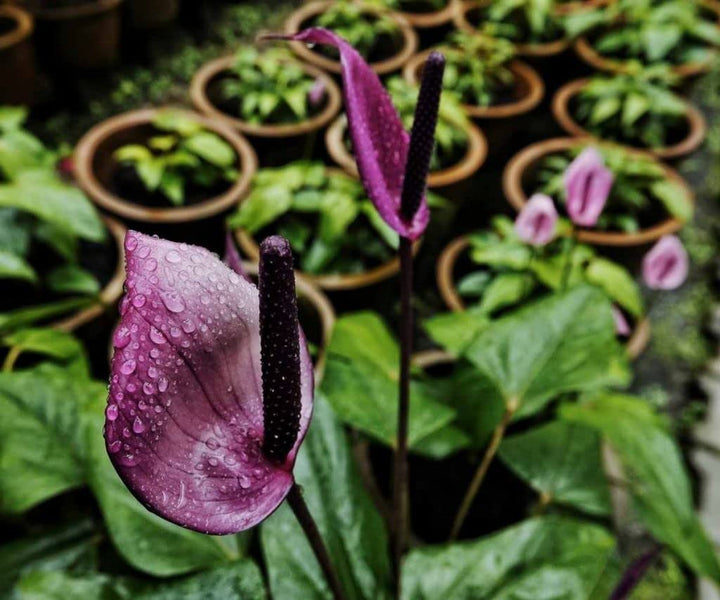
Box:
553 0 612 16
0 4 36 105
233 167 420 291
324 115 487 189
189 54 342 139
126 0 179 28
552 78 707 160
284 0 418 76
389 0 457 29
503 137 694 246
74 107 258 225
404 50 544 120
24 0 123 70
452 0 570 57
574 0 720 77
54 215 127 332
436 234 651 359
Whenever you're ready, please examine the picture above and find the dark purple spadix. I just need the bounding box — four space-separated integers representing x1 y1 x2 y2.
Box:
259 236 302 464
104 232 314 535
400 51 445 223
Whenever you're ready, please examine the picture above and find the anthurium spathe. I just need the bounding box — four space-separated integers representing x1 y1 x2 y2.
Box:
105 231 313 535
642 234 689 291
514 193 558 246
267 27 430 240
564 147 614 228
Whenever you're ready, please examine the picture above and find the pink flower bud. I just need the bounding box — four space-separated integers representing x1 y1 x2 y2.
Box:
514 193 558 246
642 235 689 290
612 305 631 337
308 77 326 108
563 148 614 228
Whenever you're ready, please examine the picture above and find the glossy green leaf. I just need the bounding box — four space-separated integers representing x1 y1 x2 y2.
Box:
423 307 489 357
462 286 630 418
499 421 611 515
0 251 36 283
46 265 101 296
261 399 392 600
2 328 88 376
562 393 720 582
183 132 236 168
402 516 618 600
0 298 94 334
585 257 643 317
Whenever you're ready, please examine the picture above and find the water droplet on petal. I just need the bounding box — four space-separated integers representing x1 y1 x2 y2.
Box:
125 236 138 251
113 327 131 349
206 438 219 450
161 291 185 313
109 440 122 453
132 294 146 308
106 404 118 421
149 327 166 344
133 416 146 434
181 319 196 333
120 359 137 375
142 382 155 395
166 250 181 263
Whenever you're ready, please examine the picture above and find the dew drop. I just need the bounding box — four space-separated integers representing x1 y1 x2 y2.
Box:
142 382 155 395
126 236 138 251
206 438 219 450
133 416 146 434
109 440 122 453
181 319 196 333
161 291 185 313
120 359 137 375
149 327 166 345
106 404 118 421
145 258 158 272
131 294 147 308
158 377 169 392
166 250 181 263
113 327 131 349
137 245 150 258
147 366 159 379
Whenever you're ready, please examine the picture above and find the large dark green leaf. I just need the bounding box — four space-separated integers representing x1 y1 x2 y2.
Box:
261 399 392 600
561 393 720 582
499 421 611 516
320 312 463 455
402 516 618 600
462 286 630 418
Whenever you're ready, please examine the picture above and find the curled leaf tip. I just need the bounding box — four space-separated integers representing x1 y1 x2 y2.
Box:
400 50 445 223
259 236 302 465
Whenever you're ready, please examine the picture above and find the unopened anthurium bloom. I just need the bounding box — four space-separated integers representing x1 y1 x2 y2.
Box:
267 27 432 239
642 235 689 290
564 147 614 228
612 305 631 337
514 193 558 246
105 231 313 534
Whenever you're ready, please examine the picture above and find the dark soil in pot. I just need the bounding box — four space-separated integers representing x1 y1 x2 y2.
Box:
0 5 36 106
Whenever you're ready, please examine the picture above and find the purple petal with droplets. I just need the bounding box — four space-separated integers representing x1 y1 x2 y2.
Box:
564 147 614 228
105 231 313 535
514 193 558 246
642 235 688 290
275 28 429 240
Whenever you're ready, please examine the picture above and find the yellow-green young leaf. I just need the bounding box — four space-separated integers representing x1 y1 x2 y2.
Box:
423 307 490 357
499 421 611 515
585 257 644 317
650 180 693 222
2 328 88 375
261 399 392 600
561 393 720 582
183 132 236 168
622 92 650 128
590 96 622 125
478 272 534 315
0 250 36 282
462 286 630 419
402 516 619 600
46 265 101 296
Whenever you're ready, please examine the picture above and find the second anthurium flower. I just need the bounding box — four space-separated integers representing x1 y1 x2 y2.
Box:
515 193 558 246
564 147 614 228
106 231 313 534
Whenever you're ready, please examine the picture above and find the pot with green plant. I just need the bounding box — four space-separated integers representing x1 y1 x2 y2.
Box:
367 0 457 30
23 0 123 70
326 77 487 191
0 106 126 335
74 108 257 226
552 67 707 160
503 137 694 246
229 161 423 291
284 0 418 75
190 47 342 165
568 0 720 77
435 215 651 359
453 0 570 57
0 4 36 106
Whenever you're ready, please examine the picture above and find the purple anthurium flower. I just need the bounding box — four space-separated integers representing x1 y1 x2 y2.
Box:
642 235 689 290
514 193 558 246
612 305 631 337
105 231 313 535
268 28 430 240
564 147 614 228
308 77 326 108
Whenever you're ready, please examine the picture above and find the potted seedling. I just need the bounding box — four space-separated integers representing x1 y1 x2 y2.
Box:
0 4 36 106
435 215 650 358
229 161 424 290
74 108 257 225
404 32 544 120
453 0 570 57
503 138 694 246
23 0 123 70
367 0 457 30
0 107 125 334
552 66 707 160
190 47 342 165
326 77 487 191
568 0 720 77
284 0 418 75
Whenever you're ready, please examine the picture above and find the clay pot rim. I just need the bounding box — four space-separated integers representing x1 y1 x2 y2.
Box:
404 50 544 119
26 0 123 20
233 166 420 291
54 214 127 332
324 115 487 188
284 0 419 75
574 0 720 78
241 261 336 379
0 5 34 50
74 107 258 224
189 54 343 139
436 234 651 359
503 137 693 246
453 0 570 57
552 77 707 160
392 0 457 29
